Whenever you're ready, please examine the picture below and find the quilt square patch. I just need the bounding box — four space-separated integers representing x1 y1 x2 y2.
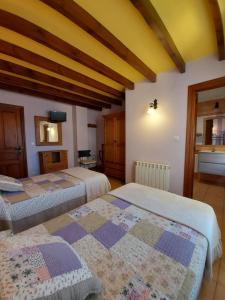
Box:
139 248 186 299
2 191 30 204
73 235 109 265
100 194 118 203
89 252 135 300
154 231 195 267
88 198 120 219
92 221 126 249
130 220 164 247
44 214 75 233
54 179 74 189
111 233 151 268
53 222 87 244
38 242 82 277
120 275 169 300
111 211 140 231
125 205 150 220
111 199 131 209
77 212 107 233
69 205 93 220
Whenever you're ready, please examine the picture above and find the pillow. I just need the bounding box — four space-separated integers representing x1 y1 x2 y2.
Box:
0 234 102 300
0 175 24 192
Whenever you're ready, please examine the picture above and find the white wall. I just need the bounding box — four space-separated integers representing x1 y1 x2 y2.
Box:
76 106 89 151
0 89 75 177
126 55 225 195
76 104 124 163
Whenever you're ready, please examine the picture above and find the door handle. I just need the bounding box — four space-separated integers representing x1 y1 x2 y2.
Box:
15 146 23 153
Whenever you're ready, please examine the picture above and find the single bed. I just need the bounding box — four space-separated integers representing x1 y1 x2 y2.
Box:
15 183 222 300
0 167 110 233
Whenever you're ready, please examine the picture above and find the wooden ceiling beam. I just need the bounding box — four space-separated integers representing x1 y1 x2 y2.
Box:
0 40 124 98
0 9 134 89
130 0 185 73
0 59 122 106
41 0 156 82
0 82 102 111
208 0 225 60
0 72 111 109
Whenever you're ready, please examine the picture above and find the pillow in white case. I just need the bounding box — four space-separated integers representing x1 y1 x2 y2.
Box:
0 175 24 192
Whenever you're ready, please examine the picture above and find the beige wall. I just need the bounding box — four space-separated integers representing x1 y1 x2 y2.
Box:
125 55 225 195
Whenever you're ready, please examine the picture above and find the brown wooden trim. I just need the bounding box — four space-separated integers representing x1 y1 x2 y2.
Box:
130 0 185 73
0 59 122 106
0 83 102 111
34 116 62 146
183 76 225 197
103 111 125 119
0 9 134 89
41 0 156 82
0 72 111 109
0 40 124 98
209 0 225 60
87 123 97 128
0 103 28 177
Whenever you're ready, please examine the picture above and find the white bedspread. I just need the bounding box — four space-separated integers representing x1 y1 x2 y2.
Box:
63 167 111 201
109 183 222 279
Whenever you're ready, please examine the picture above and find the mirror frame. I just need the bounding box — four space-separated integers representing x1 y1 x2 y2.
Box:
34 116 62 146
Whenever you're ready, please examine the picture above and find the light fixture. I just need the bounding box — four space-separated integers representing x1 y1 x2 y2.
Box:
147 99 158 115
214 101 219 113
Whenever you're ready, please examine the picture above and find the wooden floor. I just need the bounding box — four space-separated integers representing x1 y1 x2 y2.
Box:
193 180 225 300
108 176 124 190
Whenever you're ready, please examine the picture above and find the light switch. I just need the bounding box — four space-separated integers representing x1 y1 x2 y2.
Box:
173 135 180 141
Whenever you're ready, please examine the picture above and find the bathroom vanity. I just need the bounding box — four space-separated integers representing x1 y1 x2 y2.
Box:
198 151 225 183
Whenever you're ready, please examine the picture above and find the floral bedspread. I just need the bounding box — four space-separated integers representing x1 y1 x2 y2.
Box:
21 194 208 300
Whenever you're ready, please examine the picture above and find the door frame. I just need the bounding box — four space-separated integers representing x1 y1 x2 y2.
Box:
183 76 225 198
0 103 28 178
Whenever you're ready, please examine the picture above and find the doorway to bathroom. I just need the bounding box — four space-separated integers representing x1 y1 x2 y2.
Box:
184 76 225 198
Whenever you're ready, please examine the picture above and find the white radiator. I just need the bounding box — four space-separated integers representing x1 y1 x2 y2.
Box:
135 161 170 191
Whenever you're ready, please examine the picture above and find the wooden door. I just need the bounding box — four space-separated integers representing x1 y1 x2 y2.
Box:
104 116 115 166
103 111 125 180
205 119 213 145
114 112 125 176
0 103 27 178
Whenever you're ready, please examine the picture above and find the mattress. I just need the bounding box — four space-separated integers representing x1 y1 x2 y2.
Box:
20 194 207 300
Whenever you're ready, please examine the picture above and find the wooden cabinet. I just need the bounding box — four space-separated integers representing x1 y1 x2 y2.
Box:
39 150 68 174
103 112 125 180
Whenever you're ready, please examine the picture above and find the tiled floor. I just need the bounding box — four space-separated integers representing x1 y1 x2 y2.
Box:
193 180 225 300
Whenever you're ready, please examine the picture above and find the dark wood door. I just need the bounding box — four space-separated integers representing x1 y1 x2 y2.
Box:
0 103 27 178
205 119 213 145
103 111 125 180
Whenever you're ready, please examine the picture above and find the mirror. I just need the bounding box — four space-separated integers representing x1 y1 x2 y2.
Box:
196 115 225 145
35 116 62 146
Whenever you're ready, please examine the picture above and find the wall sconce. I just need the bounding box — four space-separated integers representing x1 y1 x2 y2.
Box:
147 99 158 115
214 101 219 113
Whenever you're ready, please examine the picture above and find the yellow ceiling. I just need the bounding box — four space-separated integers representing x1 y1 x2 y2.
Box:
0 0 223 98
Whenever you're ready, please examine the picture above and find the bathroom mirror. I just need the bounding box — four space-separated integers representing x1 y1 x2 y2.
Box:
196 115 225 145
35 116 62 146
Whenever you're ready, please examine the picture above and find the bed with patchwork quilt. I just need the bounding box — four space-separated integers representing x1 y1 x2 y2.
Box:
0 167 110 233
17 187 220 300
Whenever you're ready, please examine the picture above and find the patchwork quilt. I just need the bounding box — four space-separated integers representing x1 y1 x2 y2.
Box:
0 172 84 230
21 194 208 300
1 172 81 204
0 234 101 300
